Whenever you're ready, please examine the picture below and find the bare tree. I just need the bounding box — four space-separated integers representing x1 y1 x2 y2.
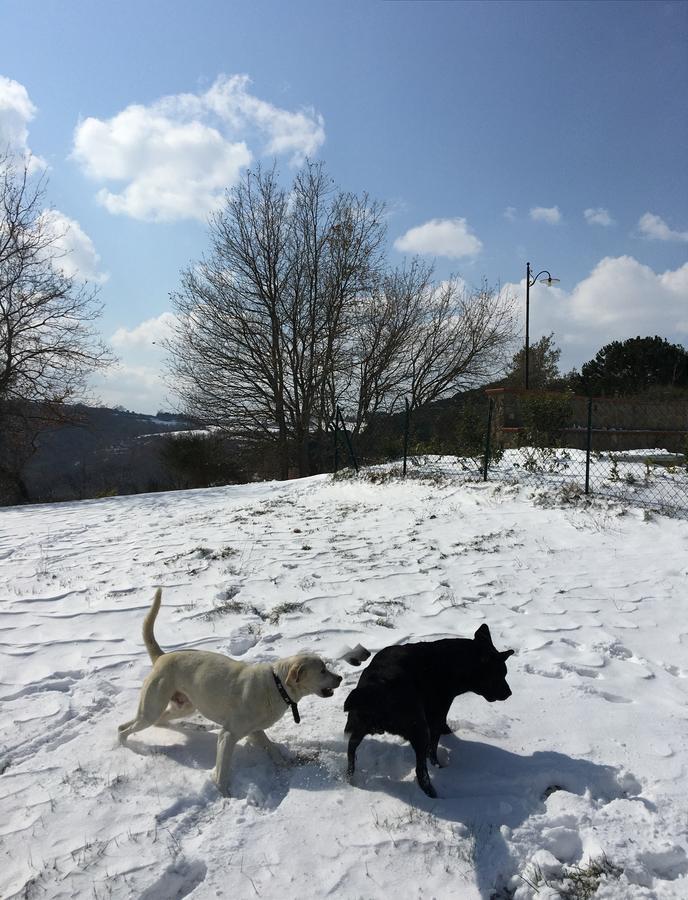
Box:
0 155 113 502
346 261 431 432
167 162 516 478
167 162 386 477
346 266 517 427
403 277 517 406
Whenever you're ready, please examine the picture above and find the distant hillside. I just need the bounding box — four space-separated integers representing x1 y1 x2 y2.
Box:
18 390 496 503
23 405 201 502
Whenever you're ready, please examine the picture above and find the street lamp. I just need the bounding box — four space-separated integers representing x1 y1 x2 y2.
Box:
525 261 559 389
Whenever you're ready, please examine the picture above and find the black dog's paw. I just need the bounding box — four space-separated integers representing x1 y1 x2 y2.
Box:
428 749 448 768
417 770 438 798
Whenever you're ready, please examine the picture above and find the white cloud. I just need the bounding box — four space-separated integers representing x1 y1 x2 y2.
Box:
74 106 251 222
504 256 688 371
584 207 615 227
0 75 46 170
637 212 688 243
203 74 325 165
111 312 177 348
503 207 517 222
529 206 561 225
91 313 179 412
0 82 105 284
71 74 326 222
92 362 171 414
39 210 109 284
393 217 483 259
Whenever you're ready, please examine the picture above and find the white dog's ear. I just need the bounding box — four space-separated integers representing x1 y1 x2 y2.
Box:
286 662 304 686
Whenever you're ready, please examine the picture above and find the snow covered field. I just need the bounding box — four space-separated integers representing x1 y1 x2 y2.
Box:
1 472 687 898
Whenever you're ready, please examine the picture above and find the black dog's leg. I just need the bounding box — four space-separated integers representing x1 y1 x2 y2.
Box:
408 727 436 798
428 730 445 768
438 699 453 736
346 732 365 781
427 701 452 766
414 748 436 798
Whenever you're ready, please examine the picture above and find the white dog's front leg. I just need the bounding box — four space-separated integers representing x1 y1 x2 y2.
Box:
248 730 288 765
213 728 238 795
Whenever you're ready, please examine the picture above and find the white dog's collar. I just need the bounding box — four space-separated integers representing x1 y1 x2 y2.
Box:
272 670 300 723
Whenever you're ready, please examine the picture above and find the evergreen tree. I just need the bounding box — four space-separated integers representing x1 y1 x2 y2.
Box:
575 336 688 396
505 333 564 390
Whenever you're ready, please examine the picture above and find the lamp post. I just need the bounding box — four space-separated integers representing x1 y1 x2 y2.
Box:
525 261 559 389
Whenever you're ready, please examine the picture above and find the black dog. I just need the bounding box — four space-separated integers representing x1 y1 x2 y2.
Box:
343 625 514 798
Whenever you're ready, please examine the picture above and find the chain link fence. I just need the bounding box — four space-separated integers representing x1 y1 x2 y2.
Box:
333 390 688 515
483 390 688 513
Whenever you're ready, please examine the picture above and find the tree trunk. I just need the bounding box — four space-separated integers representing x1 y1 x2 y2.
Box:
0 468 29 505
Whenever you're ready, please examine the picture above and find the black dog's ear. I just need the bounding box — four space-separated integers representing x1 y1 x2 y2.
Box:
474 624 493 644
501 649 514 660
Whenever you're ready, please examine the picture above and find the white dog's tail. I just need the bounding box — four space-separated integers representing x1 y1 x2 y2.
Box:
143 588 165 663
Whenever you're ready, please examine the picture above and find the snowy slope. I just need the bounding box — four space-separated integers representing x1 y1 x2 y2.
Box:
1 473 687 899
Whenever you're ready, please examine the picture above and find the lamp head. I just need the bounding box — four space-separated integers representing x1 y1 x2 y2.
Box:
539 275 560 287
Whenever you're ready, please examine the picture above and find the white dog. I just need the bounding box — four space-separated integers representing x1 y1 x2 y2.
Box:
118 589 342 794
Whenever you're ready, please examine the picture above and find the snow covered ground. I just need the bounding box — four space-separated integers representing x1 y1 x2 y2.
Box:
1 470 687 898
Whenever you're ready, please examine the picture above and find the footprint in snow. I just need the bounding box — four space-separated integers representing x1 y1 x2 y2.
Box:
577 683 633 704
640 845 688 880
137 859 208 900
660 663 686 678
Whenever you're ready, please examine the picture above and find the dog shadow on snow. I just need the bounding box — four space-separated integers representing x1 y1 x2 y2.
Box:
340 730 643 816
319 730 645 898
122 721 299 810
125 721 643 895
141 721 640 814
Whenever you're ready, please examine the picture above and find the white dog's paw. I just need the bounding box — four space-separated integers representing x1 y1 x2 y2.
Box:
211 773 231 797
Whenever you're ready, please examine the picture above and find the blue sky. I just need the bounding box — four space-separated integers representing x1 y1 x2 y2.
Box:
2 0 687 413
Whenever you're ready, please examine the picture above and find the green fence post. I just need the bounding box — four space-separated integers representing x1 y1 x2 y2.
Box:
403 398 410 478
337 407 359 473
483 397 494 482
585 397 593 494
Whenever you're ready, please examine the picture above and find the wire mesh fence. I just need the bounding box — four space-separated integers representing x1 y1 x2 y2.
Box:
333 389 688 515
484 389 688 514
